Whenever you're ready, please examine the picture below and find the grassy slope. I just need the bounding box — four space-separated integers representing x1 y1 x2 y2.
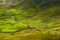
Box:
0 0 60 40
0 6 60 40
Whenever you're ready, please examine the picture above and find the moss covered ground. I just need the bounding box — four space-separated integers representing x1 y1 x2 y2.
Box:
0 1 60 40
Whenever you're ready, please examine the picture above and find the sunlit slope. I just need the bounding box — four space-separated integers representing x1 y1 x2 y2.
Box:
0 0 60 32
0 6 60 32
0 0 60 40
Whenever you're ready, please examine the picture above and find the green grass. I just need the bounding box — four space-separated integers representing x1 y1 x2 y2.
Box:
0 6 60 40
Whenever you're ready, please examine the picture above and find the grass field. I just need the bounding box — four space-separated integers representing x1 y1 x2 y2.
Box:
0 4 60 40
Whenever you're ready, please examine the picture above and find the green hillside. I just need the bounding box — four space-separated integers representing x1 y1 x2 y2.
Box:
0 0 60 40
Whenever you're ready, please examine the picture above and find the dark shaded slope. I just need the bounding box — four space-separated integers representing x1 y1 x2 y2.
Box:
33 0 60 9
19 0 60 10
7 0 60 10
